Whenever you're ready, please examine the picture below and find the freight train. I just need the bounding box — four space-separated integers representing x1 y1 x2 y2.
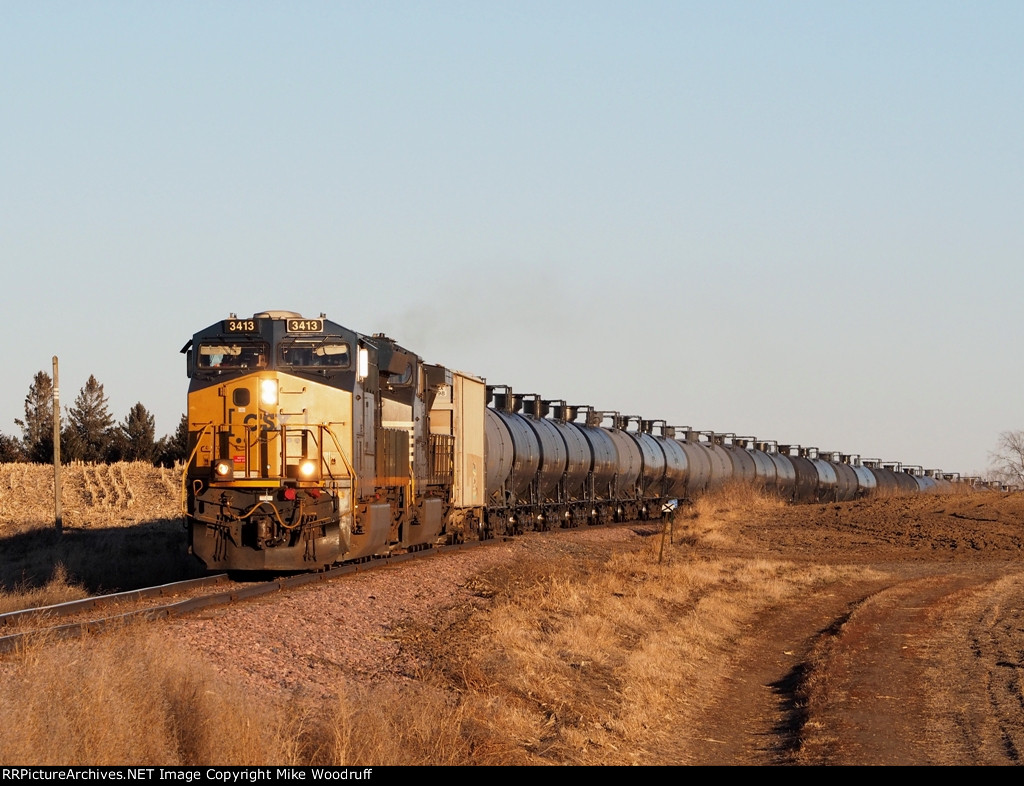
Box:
180 311 959 571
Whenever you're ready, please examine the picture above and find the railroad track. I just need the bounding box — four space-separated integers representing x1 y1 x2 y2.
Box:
0 540 487 654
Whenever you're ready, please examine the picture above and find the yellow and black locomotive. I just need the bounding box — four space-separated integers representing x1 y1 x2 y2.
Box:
182 311 485 571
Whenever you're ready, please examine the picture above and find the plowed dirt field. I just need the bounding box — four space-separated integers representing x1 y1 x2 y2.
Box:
693 492 1024 764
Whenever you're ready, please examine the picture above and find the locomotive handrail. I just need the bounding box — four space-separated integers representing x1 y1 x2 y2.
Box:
180 422 215 516
278 424 337 482
322 424 359 502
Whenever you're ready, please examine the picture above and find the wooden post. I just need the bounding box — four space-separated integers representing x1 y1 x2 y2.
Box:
52 355 62 535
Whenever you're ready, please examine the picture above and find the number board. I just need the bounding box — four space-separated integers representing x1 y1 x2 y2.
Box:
223 319 257 333
286 318 323 333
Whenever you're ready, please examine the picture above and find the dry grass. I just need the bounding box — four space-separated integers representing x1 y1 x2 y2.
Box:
437 538 862 764
0 563 88 614
0 477 872 765
0 625 280 765
686 479 789 520
0 625 502 766
675 479 787 546
353 483 870 765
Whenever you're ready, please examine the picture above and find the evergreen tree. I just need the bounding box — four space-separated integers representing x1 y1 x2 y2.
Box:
65 375 115 462
0 433 24 462
155 413 189 467
14 371 55 463
117 402 157 462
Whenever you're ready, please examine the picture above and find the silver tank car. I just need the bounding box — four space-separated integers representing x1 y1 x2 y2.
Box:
678 429 713 496
716 434 757 484
734 437 778 493
649 422 690 500
781 446 819 503
843 454 878 498
757 441 797 499
544 402 594 507
700 432 735 492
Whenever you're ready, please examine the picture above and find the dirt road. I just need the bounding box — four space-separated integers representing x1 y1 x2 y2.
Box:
694 493 1024 765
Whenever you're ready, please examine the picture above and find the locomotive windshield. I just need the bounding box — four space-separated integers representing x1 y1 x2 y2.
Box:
279 340 351 369
197 342 269 370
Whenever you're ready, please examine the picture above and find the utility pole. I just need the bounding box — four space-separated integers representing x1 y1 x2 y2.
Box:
52 355 62 535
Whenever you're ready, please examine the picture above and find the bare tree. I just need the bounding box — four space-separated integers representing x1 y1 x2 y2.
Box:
988 431 1024 488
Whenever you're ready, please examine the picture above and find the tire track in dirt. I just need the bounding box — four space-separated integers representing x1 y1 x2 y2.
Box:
795 566 1024 765
690 577 889 765
918 570 1024 765
689 564 1024 765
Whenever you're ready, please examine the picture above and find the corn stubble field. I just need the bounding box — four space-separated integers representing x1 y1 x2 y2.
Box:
1 462 1021 765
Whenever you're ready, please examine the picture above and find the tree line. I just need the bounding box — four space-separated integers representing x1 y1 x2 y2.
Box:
0 371 187 466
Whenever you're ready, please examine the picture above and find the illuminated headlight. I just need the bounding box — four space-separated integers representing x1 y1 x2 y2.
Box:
212 460 234 480
260 379 278 406
299 459 317 478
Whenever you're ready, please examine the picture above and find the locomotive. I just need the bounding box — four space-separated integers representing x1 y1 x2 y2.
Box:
181 311 958 572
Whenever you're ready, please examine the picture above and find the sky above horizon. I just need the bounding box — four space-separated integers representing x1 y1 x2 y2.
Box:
2 2 1021 475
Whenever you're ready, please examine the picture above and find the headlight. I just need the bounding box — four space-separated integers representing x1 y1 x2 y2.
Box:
260 379 278 406
212 460 234 480
299 459 317 478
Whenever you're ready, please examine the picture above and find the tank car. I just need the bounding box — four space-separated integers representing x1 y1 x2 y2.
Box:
480 392 679 531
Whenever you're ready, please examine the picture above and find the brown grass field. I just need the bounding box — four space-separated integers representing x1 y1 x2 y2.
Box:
1 464 1022 764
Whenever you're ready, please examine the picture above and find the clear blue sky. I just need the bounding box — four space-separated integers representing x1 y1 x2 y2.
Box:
2 1 1021 475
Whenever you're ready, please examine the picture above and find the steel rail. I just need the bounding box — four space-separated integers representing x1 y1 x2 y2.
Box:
0 538 490 655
